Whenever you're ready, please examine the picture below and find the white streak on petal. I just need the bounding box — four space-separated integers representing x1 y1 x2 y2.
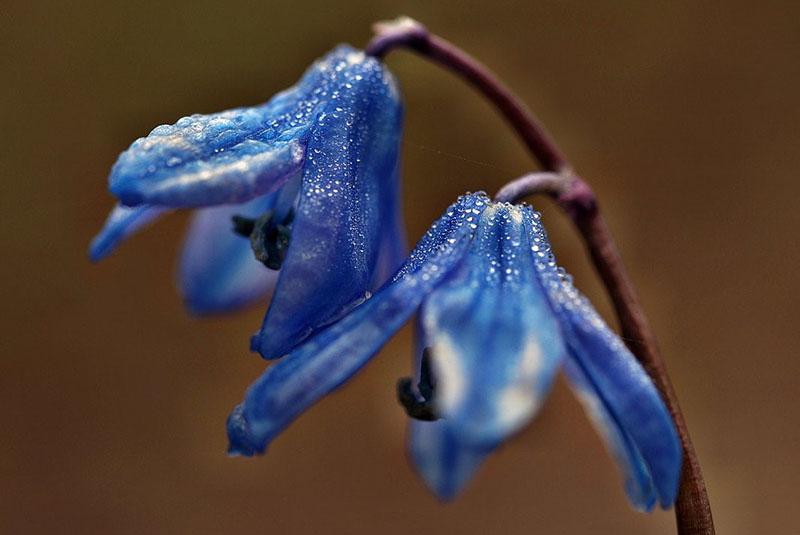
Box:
496 337 546 432
430 334 467 414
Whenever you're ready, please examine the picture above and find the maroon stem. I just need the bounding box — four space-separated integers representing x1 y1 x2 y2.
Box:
367 18 714 535
366 19 570 174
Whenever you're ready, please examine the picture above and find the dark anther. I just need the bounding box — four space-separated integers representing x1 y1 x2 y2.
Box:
231 209 294 270
397 348 440 421
231 215 256 237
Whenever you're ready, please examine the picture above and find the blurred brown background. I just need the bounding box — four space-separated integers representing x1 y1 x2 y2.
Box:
3 1 798 533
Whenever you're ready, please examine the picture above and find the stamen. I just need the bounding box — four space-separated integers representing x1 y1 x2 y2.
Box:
397 348 440 421
231 215 256 237
231 209 294 270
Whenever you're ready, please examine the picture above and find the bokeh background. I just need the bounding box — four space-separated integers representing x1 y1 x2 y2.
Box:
3 1 799 533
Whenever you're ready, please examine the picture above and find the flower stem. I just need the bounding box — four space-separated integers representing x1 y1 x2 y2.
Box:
367 18 570 174
367 17 714 534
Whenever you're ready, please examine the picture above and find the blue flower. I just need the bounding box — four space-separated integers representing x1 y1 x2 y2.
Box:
226 192 681 511
90 46 405 358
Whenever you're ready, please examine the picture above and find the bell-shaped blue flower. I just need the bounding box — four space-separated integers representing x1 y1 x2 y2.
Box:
226 192 681 512
90 46 405 358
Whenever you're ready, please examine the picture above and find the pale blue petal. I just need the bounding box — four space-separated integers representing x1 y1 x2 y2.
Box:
89 204 168 262
420 203 565 447
522 205 681 509
252 50 404 359
179 193 279 315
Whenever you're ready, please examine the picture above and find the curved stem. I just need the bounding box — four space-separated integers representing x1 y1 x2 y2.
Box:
494 172 571 203
367 18 570 174
367 17 714 534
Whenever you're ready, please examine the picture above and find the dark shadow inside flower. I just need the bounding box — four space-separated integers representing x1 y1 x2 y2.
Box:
89 46 406 359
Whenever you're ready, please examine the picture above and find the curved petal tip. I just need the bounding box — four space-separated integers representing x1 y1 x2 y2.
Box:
226 404 265 457
409 420 490 501
89 204 166 262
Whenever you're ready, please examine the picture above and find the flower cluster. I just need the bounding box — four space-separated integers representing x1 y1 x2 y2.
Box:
92 46 681 511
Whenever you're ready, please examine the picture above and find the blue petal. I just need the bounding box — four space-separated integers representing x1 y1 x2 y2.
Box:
227 194 486 454
390 192 491 282
178 193 279 315
108 46 369 208
420 203 565 447
407 320 493 500
251 49 405 359
409 419 491 501
562 358 657 511
110 118 304 207
371 157 407 289
229 277 422 456
227 232 470 455
522 205 681 509
89 204 168 262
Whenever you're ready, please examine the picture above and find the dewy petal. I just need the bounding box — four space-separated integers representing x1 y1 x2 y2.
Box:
252 48 405 359
110 117 304 208
420 203 565 448
371 158 407 288
390 193 491 282
522 205 681 509
227 193 486 454
108 46 367 208
178 192 280 315
88 204 168 262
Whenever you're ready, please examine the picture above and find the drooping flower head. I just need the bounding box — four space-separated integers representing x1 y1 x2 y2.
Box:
227 192 681 511
90 46 405 358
